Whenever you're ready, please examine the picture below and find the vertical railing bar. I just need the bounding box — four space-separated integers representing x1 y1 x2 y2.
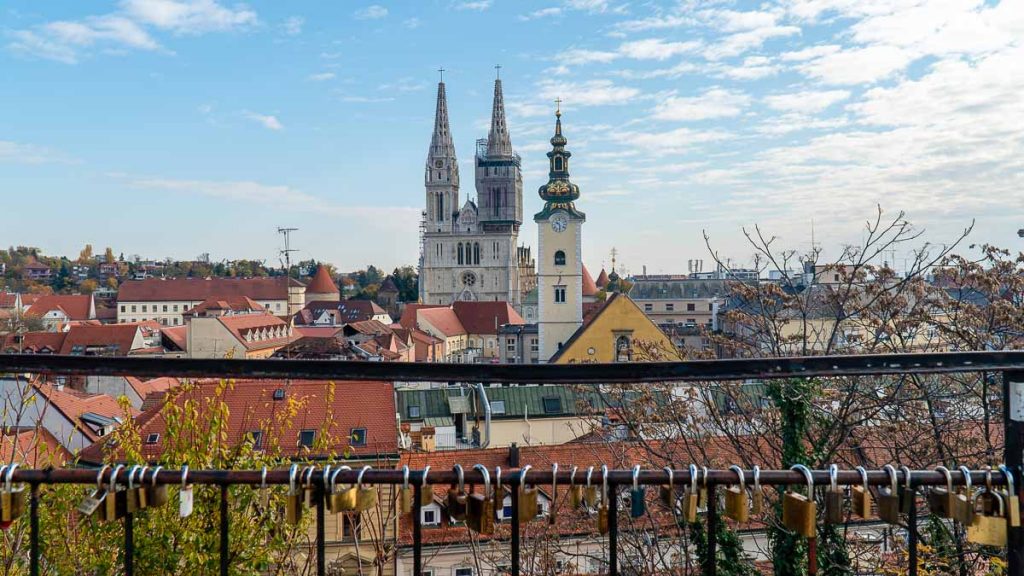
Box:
705 482 717 576
220 484 229 576
608 479 618 576
511 477 521 576
413 482 423 576
907 488 917 576
124 511 134 576
1003 370 1024 576
29 482 39 576
316 478 326 576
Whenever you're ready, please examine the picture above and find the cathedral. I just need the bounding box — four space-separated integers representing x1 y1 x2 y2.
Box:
418 75 525 308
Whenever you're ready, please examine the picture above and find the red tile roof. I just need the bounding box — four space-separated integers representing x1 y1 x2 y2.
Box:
306 265 339 295
0 293 18 309
596 268 609 288
217 314 295 351
1 427 70 468
452 301 525 335
126 377 180 400
300 300 389 324
185 296 265 316
294 326 344 338
34 383 134 442
582 265 599 297
160 326 187 351
117 277 300 302
58 323 143 355
78 379 398 463
398 304 445 329
25 294 94 320
418 307 466 337
1 332 67 353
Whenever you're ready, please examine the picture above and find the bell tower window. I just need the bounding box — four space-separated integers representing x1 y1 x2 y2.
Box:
458 243 464 265
554 251 566 266
554 156 563 171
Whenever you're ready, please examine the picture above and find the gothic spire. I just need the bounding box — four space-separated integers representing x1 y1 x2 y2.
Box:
486 76 513 158
427 80 457 165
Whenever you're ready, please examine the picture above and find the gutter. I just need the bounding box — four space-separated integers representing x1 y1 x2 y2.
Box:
475 382 491 448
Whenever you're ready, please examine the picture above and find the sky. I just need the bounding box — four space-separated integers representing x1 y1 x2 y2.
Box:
2 0 1022 275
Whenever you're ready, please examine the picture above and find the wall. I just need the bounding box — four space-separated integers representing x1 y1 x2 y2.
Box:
117 298 289 325
485 416 598 448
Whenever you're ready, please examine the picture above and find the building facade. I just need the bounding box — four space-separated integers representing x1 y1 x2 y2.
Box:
418 77 523 309
116 277 305 325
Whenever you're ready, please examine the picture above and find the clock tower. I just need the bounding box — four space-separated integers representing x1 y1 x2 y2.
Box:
535 106 585 362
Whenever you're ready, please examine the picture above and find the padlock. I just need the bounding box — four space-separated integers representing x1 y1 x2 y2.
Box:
569 466 583 509
330 467 357 512
145 466 169 508
518 465 539 522
928 466 955 519
724 465 749 523
257 466 270 512
897 465 915 515
823 464 844 524
999 464 1021 527
979 467 1000 515
0 464 26 524
629 465 646 518
448 465 468 522
597 465 610 535
466 464 495 535
399 466 414 515
851 466 872 519
302 466 316 509
699 466 709 508
953 466 976 526
421 466 435 507
967 489 1007 547
877 465 901 525
493 467 506 519
549 464 560 525
77 465 110 518
102 465 127 523
133 466 149 510
285 464 303 525
683 464 700 523
124 466 141 514
751 466 764 516
178 466 194 519
584 467 599 508
659 466 677 509
782 465 816 538
355 466 378 513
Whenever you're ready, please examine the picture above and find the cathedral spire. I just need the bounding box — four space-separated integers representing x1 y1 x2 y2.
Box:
486 72 513 158
428 78 457 165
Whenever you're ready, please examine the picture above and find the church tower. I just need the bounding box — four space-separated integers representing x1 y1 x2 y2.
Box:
475 77 523 228
535 105 585 361
425 80 459 233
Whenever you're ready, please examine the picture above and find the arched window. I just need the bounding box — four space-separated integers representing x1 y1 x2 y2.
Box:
473 243 481 265
457 243 464 265
554 250 566 266
437 194 444 221
554 156 564 171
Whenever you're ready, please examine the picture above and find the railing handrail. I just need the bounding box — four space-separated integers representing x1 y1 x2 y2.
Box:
2 350 1024 383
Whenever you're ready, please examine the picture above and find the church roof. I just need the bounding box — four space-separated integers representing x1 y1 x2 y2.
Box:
307 265 339 295
596 268 609 288
582 265 598 297
486 78 513 158
378 276 398 293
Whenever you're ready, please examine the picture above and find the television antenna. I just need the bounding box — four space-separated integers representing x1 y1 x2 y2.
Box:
277 227 299 277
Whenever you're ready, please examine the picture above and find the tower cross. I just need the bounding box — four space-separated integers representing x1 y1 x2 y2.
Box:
554 97 562 113
438 67 445 82
495 64 501 79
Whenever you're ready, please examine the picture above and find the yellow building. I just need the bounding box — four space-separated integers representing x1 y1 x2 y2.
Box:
550 292 681 363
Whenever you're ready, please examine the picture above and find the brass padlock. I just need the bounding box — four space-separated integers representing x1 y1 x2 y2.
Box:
77 465 108 518
877 465 901 525
898 465 915 515
302 466 316 509
466 464 495 535
751 466 764 516
782 465 816 538
256 466 270 512
953 466 976 526
102 465 128 523
569 466 583 509
448 465 468 522
928 466 955 519
597 465 610 535
0 464 26 523
967 489 1007 546
683 464 700 523
699 466 709 508
355 466 378 513
851 466 872 519
124 465 141 514
517 465 539 522
285 464 303 525
330 466 357 512
145 466 169 508
724 465 749 523
1000 464 1021 527
659 466 677 509
583 467 599 508
493 467 506 519
133 466 149 510
421 465 435 507
549 464 560 525
824 464 844 524
399 465 414 515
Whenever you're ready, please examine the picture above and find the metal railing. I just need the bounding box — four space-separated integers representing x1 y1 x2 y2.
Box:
2 351 1024 576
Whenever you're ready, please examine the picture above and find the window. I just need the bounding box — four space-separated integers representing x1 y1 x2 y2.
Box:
273 388 285 400
554 250 566 266
145 433 160 444
350 427 367 447
173 318 180 326
247 430 263 450
491 400 506 415
131 305 137 313
457 243 464 265
341 513 361 540
666 303 675 311
554 156 563 171
454 568 473 576
709 303 714 311
644 303 652 312
142 305 147 313
408 405 421 419
421 507 439 525
542 397 562 414
554 286 566 303
687 303 695 312
615 335 633 362
173 304 178 312
162 305 168 312
530 339 539 353
473 242 480 265
298 429 316 448
120 305 125 313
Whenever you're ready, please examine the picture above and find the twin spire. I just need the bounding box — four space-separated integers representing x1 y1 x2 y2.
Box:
427 69 513 168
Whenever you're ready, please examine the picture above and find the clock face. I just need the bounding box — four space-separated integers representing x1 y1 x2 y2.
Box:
435 160 444 168
551 214 568 233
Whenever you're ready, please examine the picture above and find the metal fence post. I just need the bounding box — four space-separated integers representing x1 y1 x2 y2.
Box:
705 483 717 576
1005 371 1024 576
220 484 229 576
316 480 326 576
608 480 618 576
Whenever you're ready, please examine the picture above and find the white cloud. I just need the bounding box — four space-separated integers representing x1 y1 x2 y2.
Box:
243 112 284 131
341 95 395 103
455 0 492 11
563 48 619 64
283 16 303 35
537 79 641 107
121 0 257 34
717 56 779 80
615 14 695 32
615 61 698 80
308 72 335 82
611 127 732 156
704 24 801 60
764 89 850 113
378 78 426 93
520 7 563 20
780 44 841 61
0 141 73 164
403 17 421 29
618 38 701 60
354 5 388 20
796 45 911 84
565 0 611 13
652 88 751 121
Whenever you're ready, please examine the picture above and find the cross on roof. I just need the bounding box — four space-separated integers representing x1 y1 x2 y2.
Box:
554 97 562 114
495 64 501 79
438 68 445 82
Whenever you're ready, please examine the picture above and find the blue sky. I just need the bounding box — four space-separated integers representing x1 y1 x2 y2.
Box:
2 0 1022 274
